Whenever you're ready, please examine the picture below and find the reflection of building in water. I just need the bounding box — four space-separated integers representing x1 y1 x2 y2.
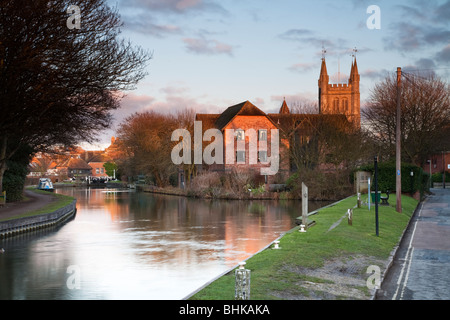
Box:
61 189 294 270
222 201 293 264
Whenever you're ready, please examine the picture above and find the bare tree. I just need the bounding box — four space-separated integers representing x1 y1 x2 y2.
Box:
117 111 186 187
0 0 151 192
363 73 450 166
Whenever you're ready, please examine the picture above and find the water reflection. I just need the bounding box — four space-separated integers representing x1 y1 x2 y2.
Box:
0 188 328 300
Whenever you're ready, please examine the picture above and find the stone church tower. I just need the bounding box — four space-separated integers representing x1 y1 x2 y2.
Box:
318 57 360 127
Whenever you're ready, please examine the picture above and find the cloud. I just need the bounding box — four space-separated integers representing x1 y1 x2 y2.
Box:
113 84 225 125
435 44 450 63
278 28 349 56
119 0 227 15
121 14 182 37
117 0 228 37
383 2 450 53
278 29 314 41
183 34 234 56
403 58 437 77
288 62 316 73
360 68 391 80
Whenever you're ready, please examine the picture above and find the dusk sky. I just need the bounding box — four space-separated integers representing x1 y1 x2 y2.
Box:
83 0 449 149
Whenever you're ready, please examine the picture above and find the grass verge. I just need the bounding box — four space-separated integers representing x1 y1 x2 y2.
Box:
189 193 418 300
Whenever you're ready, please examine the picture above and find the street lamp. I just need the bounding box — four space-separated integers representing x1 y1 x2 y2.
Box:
410 170 414 197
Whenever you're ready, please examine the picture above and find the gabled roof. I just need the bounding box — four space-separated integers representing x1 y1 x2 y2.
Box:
65 157 92 170
214 100 268 130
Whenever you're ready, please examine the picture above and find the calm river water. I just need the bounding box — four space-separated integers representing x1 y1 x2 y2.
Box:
0 187 328 300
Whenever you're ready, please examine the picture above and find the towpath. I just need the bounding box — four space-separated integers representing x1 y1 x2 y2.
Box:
376 188 450 300
0 189 56 221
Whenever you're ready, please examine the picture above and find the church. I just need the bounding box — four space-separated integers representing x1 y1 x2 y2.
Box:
194 57 361 184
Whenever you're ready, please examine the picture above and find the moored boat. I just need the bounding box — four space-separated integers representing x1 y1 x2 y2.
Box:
37 178 54 192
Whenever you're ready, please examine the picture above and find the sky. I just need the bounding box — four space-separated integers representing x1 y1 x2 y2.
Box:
81 0 450 150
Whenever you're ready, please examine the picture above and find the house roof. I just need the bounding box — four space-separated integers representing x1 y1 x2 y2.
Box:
214 100 268 130
195 114 220 130
66 157 92 170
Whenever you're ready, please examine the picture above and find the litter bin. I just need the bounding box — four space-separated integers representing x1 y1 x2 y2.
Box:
371 191 381 203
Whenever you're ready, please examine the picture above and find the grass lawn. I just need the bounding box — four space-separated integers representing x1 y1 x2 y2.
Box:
0 188 75 222
189 193 418 300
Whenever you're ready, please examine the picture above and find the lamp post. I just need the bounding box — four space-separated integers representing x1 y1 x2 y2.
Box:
427 159 432 189
410 170 414 197
374 156 379 237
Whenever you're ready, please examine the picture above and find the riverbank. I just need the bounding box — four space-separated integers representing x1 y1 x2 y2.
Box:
188 193 419 300
0 188 76 238
138 184 347 201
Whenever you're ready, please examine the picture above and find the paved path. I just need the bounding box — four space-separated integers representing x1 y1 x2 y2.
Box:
376 188 450 300
0 189 56 221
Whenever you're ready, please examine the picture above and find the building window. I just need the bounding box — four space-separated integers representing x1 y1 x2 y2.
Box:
258 151 267 163
333 98 339 112
101 168 104 174
342 98 348 111
236 151 245 163
258 129 267 141
96 168 100 174
236 129 245 141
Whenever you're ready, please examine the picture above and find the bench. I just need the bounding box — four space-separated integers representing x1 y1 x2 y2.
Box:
380 190 389 206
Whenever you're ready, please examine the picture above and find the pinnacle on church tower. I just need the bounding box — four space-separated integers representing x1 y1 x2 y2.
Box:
279 98 290 114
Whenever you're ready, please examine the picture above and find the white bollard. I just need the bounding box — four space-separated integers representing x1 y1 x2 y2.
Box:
235 262 250 300
273 240 280 249
299 224 306 232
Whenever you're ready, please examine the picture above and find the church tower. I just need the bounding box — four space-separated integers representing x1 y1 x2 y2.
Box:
318 57 360 128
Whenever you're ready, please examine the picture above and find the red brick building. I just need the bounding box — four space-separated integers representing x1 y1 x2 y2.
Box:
423 151 450 175
196 100 290 184
194 58 360 184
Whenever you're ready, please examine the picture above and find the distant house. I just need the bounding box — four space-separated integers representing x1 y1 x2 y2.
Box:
60 157 92 180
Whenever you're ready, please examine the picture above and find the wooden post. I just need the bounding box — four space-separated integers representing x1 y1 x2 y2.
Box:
302 182 308 230
348 209 353 226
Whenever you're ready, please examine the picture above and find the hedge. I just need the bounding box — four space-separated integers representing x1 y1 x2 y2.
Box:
357 161 428 196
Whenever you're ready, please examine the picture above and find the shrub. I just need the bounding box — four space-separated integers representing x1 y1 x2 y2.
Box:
432 172 450 183
189 172 222 198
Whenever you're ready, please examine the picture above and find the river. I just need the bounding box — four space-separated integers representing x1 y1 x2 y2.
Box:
0 187 329 300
